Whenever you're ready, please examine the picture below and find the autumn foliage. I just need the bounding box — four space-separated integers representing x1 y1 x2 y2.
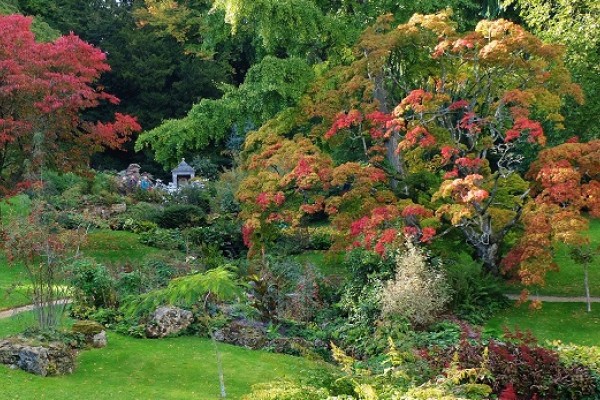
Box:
503 140 600 285
238 11 590 284
0 15 141 196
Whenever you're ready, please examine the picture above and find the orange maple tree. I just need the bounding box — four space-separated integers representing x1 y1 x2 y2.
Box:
239 12 585 279
503 140 600 285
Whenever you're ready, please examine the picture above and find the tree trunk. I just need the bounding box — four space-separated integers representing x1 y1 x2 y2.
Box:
584 264 591 312
212 331 227 398
478 242 500 276
373 74 409 195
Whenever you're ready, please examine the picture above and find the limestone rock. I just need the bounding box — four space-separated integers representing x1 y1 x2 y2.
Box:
214 320 268 349
92 331 107 348
0 339 75 376
0 339 23 365
73 320 107 348
72 320 104 336
110 203 127 213
17 346 49 375
145 306 193 338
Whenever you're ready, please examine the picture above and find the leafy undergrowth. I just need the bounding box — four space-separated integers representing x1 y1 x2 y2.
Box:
503 218 600 297
486 302 600 346
0 313 319 400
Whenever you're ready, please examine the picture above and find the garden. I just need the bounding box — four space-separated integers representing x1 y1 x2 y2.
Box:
1 0 600 399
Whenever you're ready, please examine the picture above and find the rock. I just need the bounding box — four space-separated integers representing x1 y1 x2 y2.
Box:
17 346 49 376
92 331 107 348
0 339 23 365
213 320 268 349
145 306 193 339
0 339 75 376
73 320 107 348
72 320 104 336
110 203 127 213
267 337 313 356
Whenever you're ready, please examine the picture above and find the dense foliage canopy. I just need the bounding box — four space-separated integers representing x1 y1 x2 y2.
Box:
0 15 140 195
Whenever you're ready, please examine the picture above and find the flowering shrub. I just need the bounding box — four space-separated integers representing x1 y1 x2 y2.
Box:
381 241 450 327
428 330 600 399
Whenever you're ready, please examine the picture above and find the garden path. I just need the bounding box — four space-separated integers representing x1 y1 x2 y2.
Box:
505 294 600 303
0 299 72 320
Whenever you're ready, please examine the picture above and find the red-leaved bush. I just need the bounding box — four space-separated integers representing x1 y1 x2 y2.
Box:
426 328 599 399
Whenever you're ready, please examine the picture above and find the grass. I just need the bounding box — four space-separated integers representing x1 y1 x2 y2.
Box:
503 219 600 297
0 259 30 310
82 230 161 264
0 312 321 400
0 195 31 221
294 250 349 279
0 229 164 311
486 302 600 346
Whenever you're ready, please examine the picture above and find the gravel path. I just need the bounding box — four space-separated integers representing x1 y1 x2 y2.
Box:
0 299 72 320
1 295 598 320
505 294 600 303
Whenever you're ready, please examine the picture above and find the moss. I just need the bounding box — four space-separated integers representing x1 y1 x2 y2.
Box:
72 321 104 336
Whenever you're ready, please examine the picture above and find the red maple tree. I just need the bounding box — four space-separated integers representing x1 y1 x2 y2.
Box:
0 15 141 196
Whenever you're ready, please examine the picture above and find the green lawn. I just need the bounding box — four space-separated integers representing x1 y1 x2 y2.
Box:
0 196 33 309
0 230 164 311
0 259 30 311
0 313 320 400
294 250 349 279
0 195 31 221
486 302 600 346
82 230 161 263
503 219 600 297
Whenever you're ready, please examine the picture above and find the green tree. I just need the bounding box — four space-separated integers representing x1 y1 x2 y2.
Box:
136 56 314 168
505 0 600 141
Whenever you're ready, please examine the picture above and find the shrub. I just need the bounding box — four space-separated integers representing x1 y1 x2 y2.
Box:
122 218 158 234
154 204 206 229
241 381 330 400
42 171 86 196
445 254 509 324
115 257 181 297
343 247 396 284
308 230 333 250
138 228 185 250
168 185 211 211
90 172 119 196
429 329 600 399
552 342 600 373
381 241 450 327
120 202 162 222
48 185 84 210
68 259 117 309
184 216 244 257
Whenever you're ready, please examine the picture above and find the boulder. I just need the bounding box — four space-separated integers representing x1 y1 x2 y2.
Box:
145 306 193 338
73 320 107 348
92 331 107 348
213 320 268 349
0 339 75 376
110 203 127 213
72 320 104 336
